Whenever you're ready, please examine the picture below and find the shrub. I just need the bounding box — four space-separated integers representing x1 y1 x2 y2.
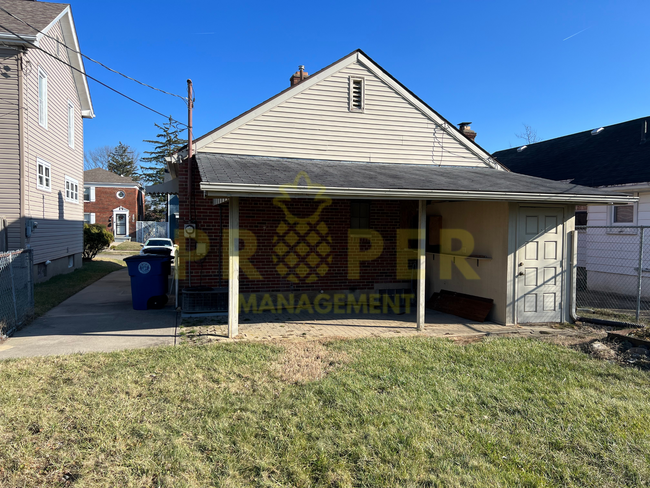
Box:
83 223 114 260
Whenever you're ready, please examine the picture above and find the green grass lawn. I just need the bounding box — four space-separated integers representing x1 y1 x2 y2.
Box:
0 337 649 487
112 241 143 251
33 259 125 318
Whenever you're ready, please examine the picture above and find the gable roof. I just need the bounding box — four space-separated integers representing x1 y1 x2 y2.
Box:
195 153 633 204
84 168 139 185
493 117 650 188
181 49 505 170
0 0 94 118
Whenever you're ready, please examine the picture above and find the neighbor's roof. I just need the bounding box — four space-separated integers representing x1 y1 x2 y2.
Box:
84 168 139 185
195 153 634 204
0 0 94 118
493 117 650 188
0 0 67 38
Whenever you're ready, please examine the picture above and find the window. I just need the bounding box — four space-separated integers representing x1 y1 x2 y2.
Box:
575 210 588 226
68 101 74 148
68 255 74 268
37 159 51 191
613 205 634 224
351 201 370 229
38 68 47 128
84 187 90 201
349 77 364 112
116 190 125 199
65 176 79 203
84 213 95 224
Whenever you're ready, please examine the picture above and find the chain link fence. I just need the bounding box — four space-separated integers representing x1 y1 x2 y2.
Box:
0 249 34 337
136 221 168 243
576 226 650 325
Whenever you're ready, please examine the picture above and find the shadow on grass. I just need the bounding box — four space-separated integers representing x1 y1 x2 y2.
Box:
34 260 125 318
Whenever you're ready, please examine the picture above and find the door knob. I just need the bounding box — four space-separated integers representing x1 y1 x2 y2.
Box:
517 271 524 276
519 262 524 267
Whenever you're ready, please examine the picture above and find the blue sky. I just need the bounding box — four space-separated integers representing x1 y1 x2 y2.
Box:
68 0 650 160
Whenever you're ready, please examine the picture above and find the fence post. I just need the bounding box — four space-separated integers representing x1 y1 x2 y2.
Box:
636 228 645 322
8 253 18 326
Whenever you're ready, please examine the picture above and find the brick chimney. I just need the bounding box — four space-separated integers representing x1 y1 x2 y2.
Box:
458 122 477 142
289 65 309 86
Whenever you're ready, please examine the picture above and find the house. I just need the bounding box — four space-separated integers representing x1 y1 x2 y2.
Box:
153 50 633 334
0 0 93 281
493 116 650 298
83 168 145 242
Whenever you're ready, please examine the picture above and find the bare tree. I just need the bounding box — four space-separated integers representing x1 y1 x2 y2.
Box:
515 123 540 144
84 145 114 170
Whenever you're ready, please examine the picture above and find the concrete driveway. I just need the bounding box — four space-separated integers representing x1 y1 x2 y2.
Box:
0 269 177 360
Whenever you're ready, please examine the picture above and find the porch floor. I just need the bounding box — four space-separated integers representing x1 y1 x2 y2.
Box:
181 310 557 342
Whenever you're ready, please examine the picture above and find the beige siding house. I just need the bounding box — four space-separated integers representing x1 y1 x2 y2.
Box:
0 1 93 281
157 50 635 332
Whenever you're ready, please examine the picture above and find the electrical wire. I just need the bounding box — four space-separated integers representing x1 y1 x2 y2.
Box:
0 21 188 127
0 6 188 103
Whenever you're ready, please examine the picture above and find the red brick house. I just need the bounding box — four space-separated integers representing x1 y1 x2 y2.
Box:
155 50 632 336
83 168 144 241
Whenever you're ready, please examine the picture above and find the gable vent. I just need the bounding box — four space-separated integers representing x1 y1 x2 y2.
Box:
349 78 364 112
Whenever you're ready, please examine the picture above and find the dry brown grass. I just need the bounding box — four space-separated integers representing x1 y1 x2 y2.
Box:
272 340 350 384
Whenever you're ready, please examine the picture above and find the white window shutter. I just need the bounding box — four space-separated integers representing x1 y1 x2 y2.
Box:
90 213 96 224
90 187 95 202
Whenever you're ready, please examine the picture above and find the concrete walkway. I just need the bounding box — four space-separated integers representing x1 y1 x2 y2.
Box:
0 269 177 360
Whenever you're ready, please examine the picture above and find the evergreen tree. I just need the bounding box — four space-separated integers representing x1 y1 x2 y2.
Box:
140 118 186 220
140 117 186 186
107 142 139 180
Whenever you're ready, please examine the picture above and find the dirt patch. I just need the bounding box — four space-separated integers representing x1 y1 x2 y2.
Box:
272 340 350 384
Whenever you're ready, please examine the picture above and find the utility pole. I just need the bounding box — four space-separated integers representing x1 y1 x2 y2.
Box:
187 79 193 158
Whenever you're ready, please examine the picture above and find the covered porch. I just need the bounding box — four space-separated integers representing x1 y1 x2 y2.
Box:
179 153 633 337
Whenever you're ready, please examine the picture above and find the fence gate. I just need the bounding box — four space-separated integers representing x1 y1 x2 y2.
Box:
136 221 168 243
0 249 34 336
576 225 650 325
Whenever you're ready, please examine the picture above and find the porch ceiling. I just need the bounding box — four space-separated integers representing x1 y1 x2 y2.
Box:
196 153 635 204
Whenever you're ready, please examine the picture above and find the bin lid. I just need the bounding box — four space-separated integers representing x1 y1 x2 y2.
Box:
124 254 170 262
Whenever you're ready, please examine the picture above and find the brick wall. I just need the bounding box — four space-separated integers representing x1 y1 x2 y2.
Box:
84 186 144 240
178 157 412 293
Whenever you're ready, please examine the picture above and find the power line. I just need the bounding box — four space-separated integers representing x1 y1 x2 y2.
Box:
0 6 188 103
0 21 188 127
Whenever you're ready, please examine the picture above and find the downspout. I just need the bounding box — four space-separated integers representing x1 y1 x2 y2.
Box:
17 49 26 249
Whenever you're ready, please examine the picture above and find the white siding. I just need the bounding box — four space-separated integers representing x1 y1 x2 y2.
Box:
202 61 489 167
0 47 22 250
23 22 85 264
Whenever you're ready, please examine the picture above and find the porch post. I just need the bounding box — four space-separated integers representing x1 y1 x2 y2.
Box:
228 197 239 338
417 199 427 331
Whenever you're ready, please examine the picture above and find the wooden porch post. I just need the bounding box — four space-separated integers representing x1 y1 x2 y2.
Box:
228 197 239 338
417 199 426 331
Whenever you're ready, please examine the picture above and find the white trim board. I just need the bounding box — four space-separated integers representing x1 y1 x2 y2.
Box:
200 182 637 204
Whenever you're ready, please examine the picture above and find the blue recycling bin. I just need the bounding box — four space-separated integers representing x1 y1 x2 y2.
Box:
124 255 171 310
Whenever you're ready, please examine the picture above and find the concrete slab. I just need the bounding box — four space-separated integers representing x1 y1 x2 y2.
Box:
0 269 177 360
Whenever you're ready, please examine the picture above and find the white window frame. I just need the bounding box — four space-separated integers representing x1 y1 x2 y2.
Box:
38 68 48 129
65 176 79 203
84 213 95 224
607 203 638 234
349 76 365 113
37 159 51 192
83 186 95 202
68 101 74 148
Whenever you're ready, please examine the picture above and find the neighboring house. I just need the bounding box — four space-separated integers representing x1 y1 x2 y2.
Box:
494 116 650 298
153 50 632 330
83 168 144 242
0 0 94 281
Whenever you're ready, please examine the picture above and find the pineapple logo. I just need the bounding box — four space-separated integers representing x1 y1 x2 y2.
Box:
272 172 332 283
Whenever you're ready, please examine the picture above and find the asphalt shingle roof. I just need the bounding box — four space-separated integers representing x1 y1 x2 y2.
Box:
195 153 622 198
493 117 650 187
84 168 138 184
0 0 68 37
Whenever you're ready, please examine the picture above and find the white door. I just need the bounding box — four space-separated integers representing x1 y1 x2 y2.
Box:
517 208 564 323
